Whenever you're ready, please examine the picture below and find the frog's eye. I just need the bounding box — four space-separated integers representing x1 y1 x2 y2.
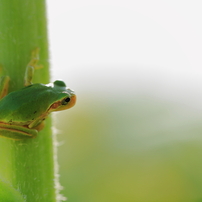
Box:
62 97 71 105
50 95 76 112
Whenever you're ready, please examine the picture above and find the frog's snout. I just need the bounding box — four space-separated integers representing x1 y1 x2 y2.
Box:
69 94 76 108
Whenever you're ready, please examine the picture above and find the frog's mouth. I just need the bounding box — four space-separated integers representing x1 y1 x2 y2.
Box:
48 95 76 112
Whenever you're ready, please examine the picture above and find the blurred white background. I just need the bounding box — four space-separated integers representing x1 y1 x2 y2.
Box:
47 2 202 201
47 0 202 109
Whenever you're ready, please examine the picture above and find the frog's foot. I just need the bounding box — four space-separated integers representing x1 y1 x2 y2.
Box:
24 48 43 86
0 123 38 140
0 76 10 99
34 121 45 132
28 47 40 68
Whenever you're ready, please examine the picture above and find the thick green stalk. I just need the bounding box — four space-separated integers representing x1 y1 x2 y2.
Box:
0 1 57 201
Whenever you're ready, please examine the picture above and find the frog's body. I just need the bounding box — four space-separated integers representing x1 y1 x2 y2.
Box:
0 82 75 127
0 49 76 140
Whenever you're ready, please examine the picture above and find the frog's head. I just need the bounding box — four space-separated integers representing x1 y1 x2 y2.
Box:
48 80 76 112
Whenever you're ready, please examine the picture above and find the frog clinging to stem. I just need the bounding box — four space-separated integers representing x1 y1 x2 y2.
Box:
0 49 76 140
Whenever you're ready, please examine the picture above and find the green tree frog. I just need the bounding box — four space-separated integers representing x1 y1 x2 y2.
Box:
0 49 76 140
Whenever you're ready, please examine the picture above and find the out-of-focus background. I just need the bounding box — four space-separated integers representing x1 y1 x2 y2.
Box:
47 1 202 201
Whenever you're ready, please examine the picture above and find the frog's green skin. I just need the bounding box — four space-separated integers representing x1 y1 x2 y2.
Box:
0 49 76 140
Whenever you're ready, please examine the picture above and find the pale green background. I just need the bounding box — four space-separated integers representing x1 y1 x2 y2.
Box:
48 1 202 201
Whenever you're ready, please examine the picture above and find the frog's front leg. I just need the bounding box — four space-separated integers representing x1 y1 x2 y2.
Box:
24 48 42 86
0 76 10 99
0 123 38 140
0 48 41 98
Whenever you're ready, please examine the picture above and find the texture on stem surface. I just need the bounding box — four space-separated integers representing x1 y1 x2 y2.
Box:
0 1 58 201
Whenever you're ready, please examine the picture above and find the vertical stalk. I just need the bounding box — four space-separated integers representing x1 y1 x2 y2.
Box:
0 1 57 201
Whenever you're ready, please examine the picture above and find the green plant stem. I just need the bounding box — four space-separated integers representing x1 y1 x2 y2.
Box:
0 1 57 201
